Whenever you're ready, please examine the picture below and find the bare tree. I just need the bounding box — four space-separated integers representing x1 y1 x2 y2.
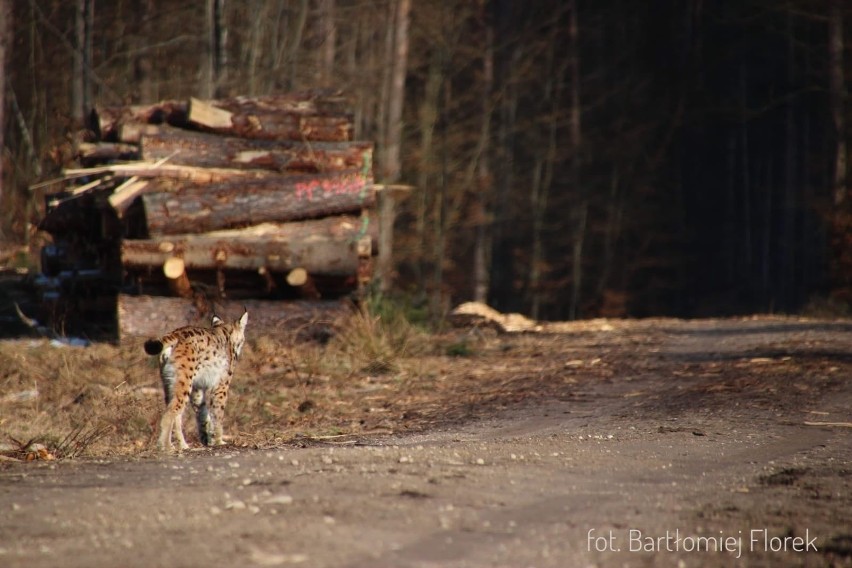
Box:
135 0 155 103
829 0 846 208
318 0 337 85
568 0 584 319
377 0 410 292
382 0 410 183
0 0 9 209
472 1 494 304
72 0 94 124
203 0 227 98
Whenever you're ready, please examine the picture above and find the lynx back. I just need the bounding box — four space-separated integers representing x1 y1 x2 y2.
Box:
144 310 248 451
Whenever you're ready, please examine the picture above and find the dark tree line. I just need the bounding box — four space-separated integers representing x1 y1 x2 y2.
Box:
0 0 850 320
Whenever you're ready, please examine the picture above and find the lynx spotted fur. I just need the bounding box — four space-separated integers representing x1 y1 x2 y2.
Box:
144 311 248 451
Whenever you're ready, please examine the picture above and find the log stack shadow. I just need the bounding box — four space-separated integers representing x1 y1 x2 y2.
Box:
36 90 381 341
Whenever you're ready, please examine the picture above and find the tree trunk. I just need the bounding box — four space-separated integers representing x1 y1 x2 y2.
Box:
140 171 375 235
568 0 584 319
375 184 411 293
134 0 155 103
415 50 442 297
0 0 10 206
140 126 372 173
473 12 494 304
72 0 86 125
829 0 847 208
382 0 410 183
203 0 227 98
318 0 337 85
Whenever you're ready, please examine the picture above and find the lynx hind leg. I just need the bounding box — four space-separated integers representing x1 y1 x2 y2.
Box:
158 381 192 452
208 382 230 446
191 386 213 446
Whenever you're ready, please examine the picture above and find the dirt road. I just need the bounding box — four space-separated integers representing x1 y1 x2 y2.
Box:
1 318 850 567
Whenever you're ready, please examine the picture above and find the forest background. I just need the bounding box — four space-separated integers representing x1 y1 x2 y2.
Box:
0 0 850 322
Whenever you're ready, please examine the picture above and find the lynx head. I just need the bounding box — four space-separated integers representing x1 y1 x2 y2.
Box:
211 310 248 358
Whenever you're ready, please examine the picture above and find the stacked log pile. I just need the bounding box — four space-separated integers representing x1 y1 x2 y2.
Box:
37 90 380 341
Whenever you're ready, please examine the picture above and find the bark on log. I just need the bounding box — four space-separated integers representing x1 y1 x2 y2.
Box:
190 97 353 141
141 170 375 236
140 126 372 173
118 294 352 341
122 231 371 276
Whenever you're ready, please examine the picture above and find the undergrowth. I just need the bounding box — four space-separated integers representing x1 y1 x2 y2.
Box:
0 299 437 460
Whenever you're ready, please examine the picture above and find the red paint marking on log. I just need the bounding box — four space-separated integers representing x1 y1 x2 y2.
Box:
294 174 367 201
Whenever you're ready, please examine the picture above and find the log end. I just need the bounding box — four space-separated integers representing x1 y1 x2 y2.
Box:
286 267 309 287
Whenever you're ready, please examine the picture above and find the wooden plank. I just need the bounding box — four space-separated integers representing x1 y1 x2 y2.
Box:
117 294 352 341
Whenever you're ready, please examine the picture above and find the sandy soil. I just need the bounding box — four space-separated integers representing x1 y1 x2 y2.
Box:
0 317 850 567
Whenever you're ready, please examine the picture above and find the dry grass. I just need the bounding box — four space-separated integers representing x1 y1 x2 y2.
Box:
1 307 567 460
2 313 850 462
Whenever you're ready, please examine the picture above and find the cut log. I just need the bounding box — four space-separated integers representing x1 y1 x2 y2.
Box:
202 214 378 243
107 177 148 216
449 302 540 333
187 97 233 129
122 230 371 276
117 294 352 341
93 91 353 143
286 267 308 286
163 257 192 298
77 142 139 161
140 126 372 173
66 162 276 185
117 123 162 144
286 268 321 300
258 266 276 292
91 100 187 140
141 170 375 236
190 90 354 141
213 90 352 116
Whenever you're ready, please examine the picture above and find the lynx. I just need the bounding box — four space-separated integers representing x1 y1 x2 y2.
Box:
144 311 248 451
